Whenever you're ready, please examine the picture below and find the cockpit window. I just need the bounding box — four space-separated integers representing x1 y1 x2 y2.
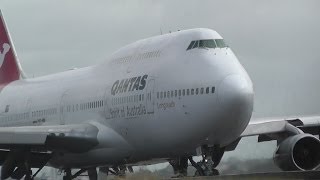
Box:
187 39 227 50
187 41 195 50
199 40 216 48
192 41 199 48
215 39 226 48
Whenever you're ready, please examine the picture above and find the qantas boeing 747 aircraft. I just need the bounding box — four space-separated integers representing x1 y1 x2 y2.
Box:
0 11 320 180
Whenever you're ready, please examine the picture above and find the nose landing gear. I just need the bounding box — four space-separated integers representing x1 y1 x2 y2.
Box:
189 155 219 176
169 145 225 177
192 145 225 176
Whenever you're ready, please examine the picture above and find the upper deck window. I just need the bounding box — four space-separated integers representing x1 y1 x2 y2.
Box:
186 39 227 50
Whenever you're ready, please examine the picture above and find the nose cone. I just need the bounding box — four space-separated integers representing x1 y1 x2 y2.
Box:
217 74 254 134
218 74 253 111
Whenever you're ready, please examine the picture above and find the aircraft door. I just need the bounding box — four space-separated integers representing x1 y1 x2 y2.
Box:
25 98 32 124
60 93 67 125
146 79 155 114
104 85 112 119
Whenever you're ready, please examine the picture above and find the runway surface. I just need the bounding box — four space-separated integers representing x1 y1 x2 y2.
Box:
168 171 320 179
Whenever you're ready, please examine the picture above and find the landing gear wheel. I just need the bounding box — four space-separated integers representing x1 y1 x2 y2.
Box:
24 172 32 180
24 158 33 180
88 168 98 180
194 159 218 176
118 165 127 177
190 145 225 177
212 168 219 176
169 157 188 177
63 176 70 180
195 168 219 176
63 168 72 180
211 145 225 168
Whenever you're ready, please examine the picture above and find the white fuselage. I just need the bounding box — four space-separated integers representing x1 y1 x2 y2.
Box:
0 29 254 168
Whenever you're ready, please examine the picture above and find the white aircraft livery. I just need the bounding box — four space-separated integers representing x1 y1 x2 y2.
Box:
0 11 320 180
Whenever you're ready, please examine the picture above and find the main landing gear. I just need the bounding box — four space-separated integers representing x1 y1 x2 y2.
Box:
99 165 134 177
170 145 225 177
1 150 50 180
62 167 98 180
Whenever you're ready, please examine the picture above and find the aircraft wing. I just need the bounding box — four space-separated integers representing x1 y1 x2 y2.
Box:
241 115 320 138
0 123 99 153
225 115 320 152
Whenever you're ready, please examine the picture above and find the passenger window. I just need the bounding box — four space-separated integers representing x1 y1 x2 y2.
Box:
178 90 181 96
196 88 199 95
175 90 178 97
164 92 166 98
191 89 194 95
212 87 215 93
206 87 209 94
182 89 185 96
167 91 170 98
160 92 163 99
200 88 204 94
171 91 174 97
157 92 159 99
187 89 190 95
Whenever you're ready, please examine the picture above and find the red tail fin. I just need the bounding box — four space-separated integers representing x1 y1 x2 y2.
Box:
0 11 24 87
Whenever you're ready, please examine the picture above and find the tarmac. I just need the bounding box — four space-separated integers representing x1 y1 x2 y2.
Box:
168 171 320 180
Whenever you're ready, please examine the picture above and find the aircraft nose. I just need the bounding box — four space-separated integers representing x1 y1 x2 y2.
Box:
217 74 254 113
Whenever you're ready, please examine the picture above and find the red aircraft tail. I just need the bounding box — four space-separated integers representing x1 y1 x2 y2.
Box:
0 10 25 87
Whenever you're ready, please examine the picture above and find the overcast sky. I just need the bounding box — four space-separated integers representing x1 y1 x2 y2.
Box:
0 0 319 118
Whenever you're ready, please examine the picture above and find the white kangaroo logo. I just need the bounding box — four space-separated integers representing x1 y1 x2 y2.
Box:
0 43 10 67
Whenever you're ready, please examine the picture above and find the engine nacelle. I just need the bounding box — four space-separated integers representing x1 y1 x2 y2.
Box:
274 134 320 171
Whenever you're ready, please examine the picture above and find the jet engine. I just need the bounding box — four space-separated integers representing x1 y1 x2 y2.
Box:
274 134 320 171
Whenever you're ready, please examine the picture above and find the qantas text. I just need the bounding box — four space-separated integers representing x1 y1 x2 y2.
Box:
111 75 148 95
